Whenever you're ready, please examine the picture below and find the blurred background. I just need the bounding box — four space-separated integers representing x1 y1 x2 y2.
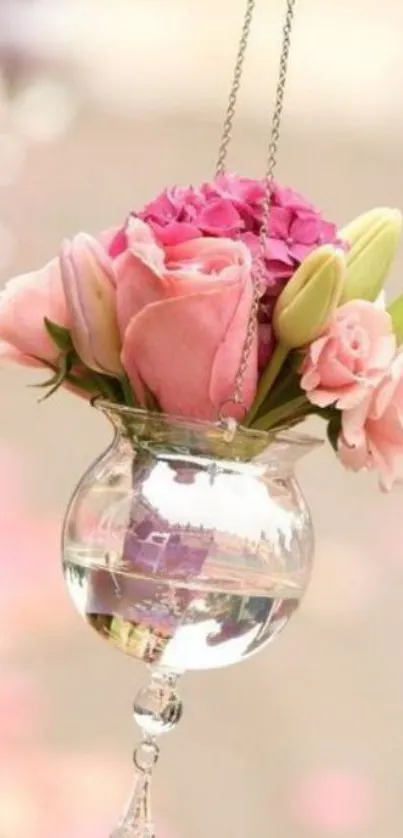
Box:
0 1 403 836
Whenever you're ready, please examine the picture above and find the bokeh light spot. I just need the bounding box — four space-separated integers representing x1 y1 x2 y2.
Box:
291 768 374 831
10 77 78 142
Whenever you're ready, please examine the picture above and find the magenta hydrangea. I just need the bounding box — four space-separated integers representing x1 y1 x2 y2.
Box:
109 173 339 370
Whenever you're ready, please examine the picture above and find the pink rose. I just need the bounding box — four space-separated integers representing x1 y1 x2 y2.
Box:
107 176 339 374
116 220 257 419
0 260 68 366
338 350 403 490
301 300 396 410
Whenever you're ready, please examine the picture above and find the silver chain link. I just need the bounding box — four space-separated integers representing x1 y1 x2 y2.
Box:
217 0 298 420
259 0 297 255
216 0 257 177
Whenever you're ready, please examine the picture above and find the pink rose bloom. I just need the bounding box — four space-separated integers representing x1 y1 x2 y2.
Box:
0 260 68 366
301 300 396 410
338 350 403 490
107 175 338 374
115 219 257 419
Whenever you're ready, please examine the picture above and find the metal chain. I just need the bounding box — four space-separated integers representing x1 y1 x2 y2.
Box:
259 0 297 255
218 0 298 420
216 0 257 177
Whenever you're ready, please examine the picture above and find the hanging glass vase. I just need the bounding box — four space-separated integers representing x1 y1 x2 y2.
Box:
62 402 320 837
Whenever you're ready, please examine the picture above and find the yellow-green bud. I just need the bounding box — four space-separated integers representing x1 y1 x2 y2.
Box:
273 245 345 348
339 207 402 304
387 294 403 346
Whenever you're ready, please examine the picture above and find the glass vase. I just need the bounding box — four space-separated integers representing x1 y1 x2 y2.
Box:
62 403 321 837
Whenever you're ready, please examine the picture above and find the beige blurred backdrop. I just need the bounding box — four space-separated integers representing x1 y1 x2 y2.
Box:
0 1 403 837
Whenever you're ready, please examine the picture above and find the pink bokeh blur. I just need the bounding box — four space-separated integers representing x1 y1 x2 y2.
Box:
0 444 130 836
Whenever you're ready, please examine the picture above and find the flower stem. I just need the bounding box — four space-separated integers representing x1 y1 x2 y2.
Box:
91 373 120 402
251 395 309 431
246 343 289 425
120 374 137 407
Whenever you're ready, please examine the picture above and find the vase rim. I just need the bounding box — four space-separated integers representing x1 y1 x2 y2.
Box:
93 400 323 452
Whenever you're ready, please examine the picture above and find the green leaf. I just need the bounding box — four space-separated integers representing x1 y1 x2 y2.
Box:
326 411 342 452
39 352 74 401
44 318 73 353
387 293 403 345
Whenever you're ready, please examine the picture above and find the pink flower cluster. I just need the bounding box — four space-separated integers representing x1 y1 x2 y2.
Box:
110 174 339 369
301 300 403 490
0 173 339 415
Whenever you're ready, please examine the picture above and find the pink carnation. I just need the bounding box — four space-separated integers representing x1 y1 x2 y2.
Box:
301 300 396 410
108 174 339 371
339 349 403 490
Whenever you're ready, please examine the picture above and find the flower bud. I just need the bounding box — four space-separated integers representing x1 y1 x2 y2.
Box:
339 207 402 303
387 293 403 346
273 245 345 348
60 234 122 375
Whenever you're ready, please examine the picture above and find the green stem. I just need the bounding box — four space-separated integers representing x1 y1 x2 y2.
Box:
120 374 137 407
251 395 309 431
246 343 289 426
253 369 303 420
91 373 120 402
65 374 99 395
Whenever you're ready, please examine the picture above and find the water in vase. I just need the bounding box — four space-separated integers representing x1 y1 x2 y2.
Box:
64 553 303 671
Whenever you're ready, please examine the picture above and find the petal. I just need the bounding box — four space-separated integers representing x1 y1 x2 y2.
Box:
99 225 123 254
367 334 396 372
210 271 257 412
0 340 43 367
197 199 243 235
61 234 122 374
338 435 371 472
290 213 320 245
265 261 295 282
0 259 67 362
151 221 201 246
372 373 398 419
115 249 167 333
336 383 373 410
290 242 316 263
122 280 256 420
341 393 373 445
300 366 321 392
165 237 251 270
265 237 292 264
105 226 128 259
267 207 292 239
116 246 240 336
309 335 329 365
304 388 340 408
369 438 401 491
273 185 315 212
319 220 338 243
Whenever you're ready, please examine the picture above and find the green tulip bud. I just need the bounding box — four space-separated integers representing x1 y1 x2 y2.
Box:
339 207 402 304
387 293 403 346
273 245 345 348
